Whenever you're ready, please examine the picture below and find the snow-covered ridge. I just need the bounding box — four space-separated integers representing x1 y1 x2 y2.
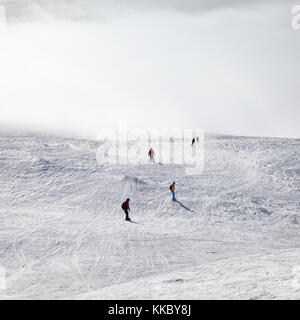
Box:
0 134 299 299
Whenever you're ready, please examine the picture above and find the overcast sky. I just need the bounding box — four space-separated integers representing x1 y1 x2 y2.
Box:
0 0 299 138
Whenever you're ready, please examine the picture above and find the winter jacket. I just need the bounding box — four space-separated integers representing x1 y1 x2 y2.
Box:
148 149 155 157
122 200 130 211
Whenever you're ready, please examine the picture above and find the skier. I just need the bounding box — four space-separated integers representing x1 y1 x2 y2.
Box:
169 182 176 201
121 198 131 221
191 138 195 147
148 148 155 163
196 136 200 143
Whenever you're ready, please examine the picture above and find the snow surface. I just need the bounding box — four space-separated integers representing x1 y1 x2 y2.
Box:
0 133 299 299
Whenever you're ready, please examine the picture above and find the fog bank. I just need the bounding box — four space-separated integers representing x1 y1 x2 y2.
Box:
0 0 299 138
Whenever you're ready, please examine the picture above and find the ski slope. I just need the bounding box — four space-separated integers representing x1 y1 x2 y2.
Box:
0 133 299 299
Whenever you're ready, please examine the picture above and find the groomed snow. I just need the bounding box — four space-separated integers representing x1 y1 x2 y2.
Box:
0 134 299 299
78 248 300 300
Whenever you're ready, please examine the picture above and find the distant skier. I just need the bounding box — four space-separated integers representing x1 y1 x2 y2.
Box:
196 136 200 143
148 148 155 163
169 182 176 201
121 198 131 221
191 138 195 147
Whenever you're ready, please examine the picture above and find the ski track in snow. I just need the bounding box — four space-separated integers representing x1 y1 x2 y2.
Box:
0 134 299 299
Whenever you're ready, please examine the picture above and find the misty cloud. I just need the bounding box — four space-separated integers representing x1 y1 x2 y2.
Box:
0 0 299 138
0 0 292 22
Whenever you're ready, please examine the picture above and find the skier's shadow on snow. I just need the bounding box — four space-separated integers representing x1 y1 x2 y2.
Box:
173 199 194 212
129 220 143 225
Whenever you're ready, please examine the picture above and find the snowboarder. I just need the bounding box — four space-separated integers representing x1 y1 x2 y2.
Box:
121 198 131 221
169 182 176 201
191 138 195 147
148 147 155 163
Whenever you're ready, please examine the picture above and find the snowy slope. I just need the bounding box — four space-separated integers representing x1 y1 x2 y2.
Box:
78 248 300 300
0 133 299 299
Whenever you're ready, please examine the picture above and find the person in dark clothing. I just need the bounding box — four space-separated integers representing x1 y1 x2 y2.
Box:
121 198 131 221
191 138 196 147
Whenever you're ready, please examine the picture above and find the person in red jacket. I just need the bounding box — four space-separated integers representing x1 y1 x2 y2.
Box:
121 198 131 221
148 147 155 163
191 138 196 147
